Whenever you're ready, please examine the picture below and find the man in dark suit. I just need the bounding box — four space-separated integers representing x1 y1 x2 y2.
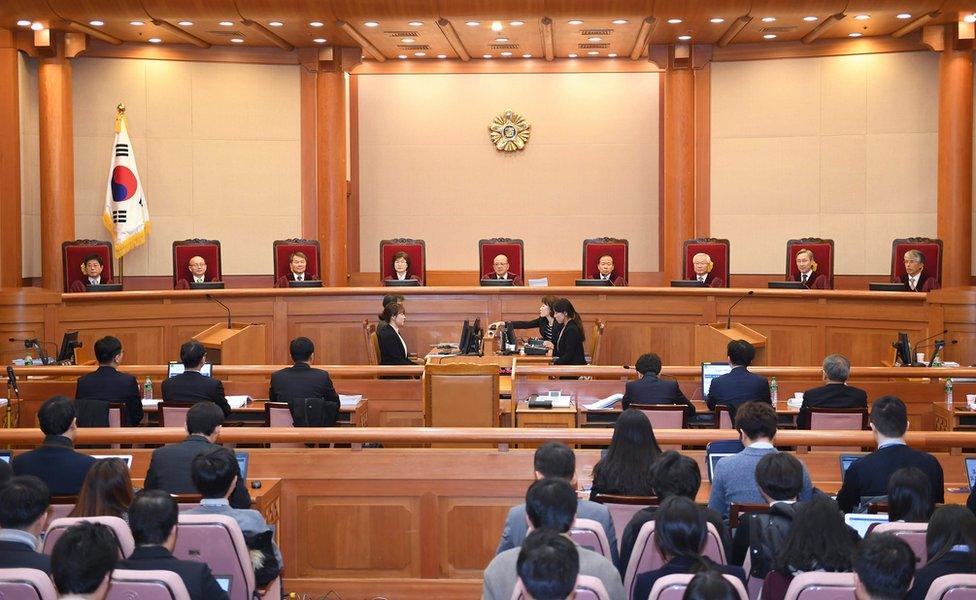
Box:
895 249 940 292
161 340 231 416
144 402 251 509
622 352 695 418
836 396 944 513
74 335 143 426
118 490 229 600
588 254 626 286
798 353 868 428
691 252 724 287
270 337 340 406
705 340 770 421
12 396 95 495
50 521 117 599
482 254 522 285
793 248 829 289
0 476 52 573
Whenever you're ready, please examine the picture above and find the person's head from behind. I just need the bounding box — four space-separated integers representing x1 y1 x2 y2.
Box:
179 339 206 369
191 446 238 500
38 395 76 439
654 496 707 561
682 570 740 600
607 408 662 463
533 441 576 482
853 533 915 600
185 401 224 441
635 353 663 376
597 254 615 276
70 458 133 519
289 336 315 363
0 475 51 535
51 521 117 600
726 339 755 367
755 452 803 503
525 478 577 533
870 396 908 440
93 336 123 366
822 354 851 383
382 294 405 309
651 450 702 500
378 302 406 326
776 495 854 573
925 505 976 569
129 489 179 550
887 467 933 523
517 528 579 600
735 401 777 444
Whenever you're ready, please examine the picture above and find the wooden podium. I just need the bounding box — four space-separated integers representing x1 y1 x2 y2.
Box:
194 322 267 365
694 322 767 365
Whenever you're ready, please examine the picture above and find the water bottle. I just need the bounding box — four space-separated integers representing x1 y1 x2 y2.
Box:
932 354 943 368
143 377 153 401
24 354 33 366
770 377 778 405
945 377 954 408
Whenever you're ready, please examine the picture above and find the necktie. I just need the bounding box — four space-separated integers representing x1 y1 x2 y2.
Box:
698 275 705 283
298 274 303 282
802 273 808 284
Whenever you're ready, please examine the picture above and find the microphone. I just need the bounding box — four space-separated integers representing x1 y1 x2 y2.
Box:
928 339 958 366
726 290 755 329
911 329 948 362
8 337 55 364
6 366 19 395
205 294 232 329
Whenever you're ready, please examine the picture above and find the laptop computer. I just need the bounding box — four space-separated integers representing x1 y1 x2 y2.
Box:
167 362 213 377
706 451 739 482
0 450 11 463
844 513 888 538
701 362 733 398
840 454 866 479
965 457 976 490
235 452 249 480
91 454 133 468
215 576 232 593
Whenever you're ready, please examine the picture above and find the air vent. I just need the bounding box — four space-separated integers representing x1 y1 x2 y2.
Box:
489 43 520 50
578 43 610 49
581 28 613 36
397 44 430 50
760 25 797 33
385 30 420 37
207 30 245 37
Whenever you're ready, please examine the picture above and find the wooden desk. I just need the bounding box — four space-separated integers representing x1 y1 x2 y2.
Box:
515 399 577 429
142 398 368 427
128 476 281 531
932 402 976 432
426 352 551 396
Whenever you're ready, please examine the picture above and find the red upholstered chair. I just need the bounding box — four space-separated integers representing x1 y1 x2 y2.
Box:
582 237 628 286
379 238 426 285
786 238 834 289
172 239 222 290
62 240 114 292
890 237 942 292
479 238 524 285
273 239 321 287
683 238 730 287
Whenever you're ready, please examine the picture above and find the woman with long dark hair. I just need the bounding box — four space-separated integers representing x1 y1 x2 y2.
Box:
906 505 976 600
887 467 934 523
551 298 586 365
683 570 742 600
376 302 422 365
492 295 561 344
589 409 661 501
69 458 133 521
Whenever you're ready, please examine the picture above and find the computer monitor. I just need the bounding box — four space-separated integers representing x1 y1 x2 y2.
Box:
870 282 907 292
167 362 213 378
235 451 249 480
670 280 706 288
288 279 323 288
844 513 888 538
91 454 133 468
458 320 471 354
86 283 123 292
965 457 976 489
767 281 805 290
465 318 483 355
384 279 421 287
480 279 515 287
893 332 913 366
575 279 612 287
188 281 225 290
840 454 866 479
0 450 11 463
701 362 733 398
501 322 517 353
56 331 80 364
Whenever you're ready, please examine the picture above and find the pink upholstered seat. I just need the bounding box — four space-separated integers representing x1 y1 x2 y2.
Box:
42 516 134 558
871 522 928 565
568 518 613 562
511 574 611 600
262 402 303 448
0 568 57 600
648 573 748 600
592 494 658 552
923 574 976 600
783 572 856 600
108 569 192 600
159 402 193 429
623 521 726 599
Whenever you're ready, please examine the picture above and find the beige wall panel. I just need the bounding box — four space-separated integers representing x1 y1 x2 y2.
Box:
864 52 938 134
821 213 868 273
865 132 937 214
190 62 299 141
358 72 659 272
145 139 193 217
72 59 149 138
19 55 39 278
819 135 866 214
864 213 937 271
820 55 868 136
145 61 192 139
714 214 821 273
711 137 820 215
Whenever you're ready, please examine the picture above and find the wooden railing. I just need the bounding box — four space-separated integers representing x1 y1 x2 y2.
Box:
13 364 424 378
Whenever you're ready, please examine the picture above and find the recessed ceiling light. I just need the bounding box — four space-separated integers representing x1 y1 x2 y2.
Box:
761 16 776 22
710 18 725 24
437 54 447 58
89 20 104 26
401 37 414 43
803 16 819 22
522 53 532 58
230 37 244 43
495 37 508 42
491 21 503 32
667 18 682 24
848 32 863 37
483 54 492 58
30 22 44 30
587 50 599 55
568 19 584 25
16 20 31 27
129 21 144 26
466 21 480 27
510 21 524 26
501 51 512 56
313 38 327 43
678 35 692 40
408 21 423 27
364 21 379 27
309 21 324 27
588 36 602 42
896 13 912 20
178 21 193 26
414 51 426 56
568 53 578 58
854 14 870 21
966 14 976 23
763 33 777 39
608 53 617 57
612 19 628 25
398 54 407 59
268 21 283 27
148 37 162 43
219 21 234 26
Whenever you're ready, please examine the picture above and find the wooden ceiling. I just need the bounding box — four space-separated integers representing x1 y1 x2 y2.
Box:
3 1 975 59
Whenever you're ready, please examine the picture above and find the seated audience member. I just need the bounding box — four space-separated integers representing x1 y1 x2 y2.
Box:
144 402 251 509
12 396 95 494
691 252 723 287
161 340 231 416
632 496 746 600
589 254 626 286
497 295 560 344
69 254 108 292
619 451 732 576
683 570 743 600
376 302 422 365
51 521 117 600
74 335 143 427
836 396 944 513
705 340 771 420
385 251 423 285
793 248 828 289
276 251 316 287
798 354 867 429
552 298 587 366
269 337 340 425
186 447 283 575
761 495 856 600
0 476 52 573
483 254 522 285
852 534 916 600
885 467 934 524
589 409 661 501
483 478 625 600
707 402 813 518
497 442 617 565
622 353 695 418
906 505 976 600
516 529 580 600
730 453 806 570
895 249 939 293
69 458 133 521
176 255 217 289
0 458 10 485
118 490 229 600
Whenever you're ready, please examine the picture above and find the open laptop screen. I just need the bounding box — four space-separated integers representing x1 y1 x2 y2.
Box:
235 452 249 481
0 450 11 463
965 457 976 489
167 362 213 377
840 454 866 479
91 454 133 468
702 362 732 398
845 513 888 538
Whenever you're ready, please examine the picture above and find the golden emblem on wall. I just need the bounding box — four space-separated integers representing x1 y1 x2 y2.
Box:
489 110 531 152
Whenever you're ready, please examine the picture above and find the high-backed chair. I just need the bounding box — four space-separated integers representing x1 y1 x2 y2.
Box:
273 238 322 287
423 364 499 427
568 518 613 562
62 239 115 292
159 402 193 428
804 407 869 451
631 404 686 449
263 402 303 448
512 575 611 600
479 238 524 285
108 569 192 600
43 516 135 558
49 496 77 521
380 238 426 285
0 568 58 600
362 320 378 366
172 239 222 290
786 238 834 289
715 405 733 429
923 574 976 600
623 521 726 598
648 574 748 600
582 237 629 285
683 238 730 287
592 494 658 551
890 237 942 292
872 522 928 565
587 319 605 365
782 572 856 600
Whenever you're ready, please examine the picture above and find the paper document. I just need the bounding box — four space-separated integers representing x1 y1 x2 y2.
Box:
141 399 162 408
339 394 363 407
226 395 250 409
550 397 572 408
0 398 7 407
582 393 624 410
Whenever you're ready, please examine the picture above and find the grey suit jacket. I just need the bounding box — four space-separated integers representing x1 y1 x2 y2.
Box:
482 544 625 600
707 445 814 517
183 502 283 567
495 500 618 567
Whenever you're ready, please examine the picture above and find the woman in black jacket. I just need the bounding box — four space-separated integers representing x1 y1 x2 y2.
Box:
907 505 976 600
376 302 419 365
500 294 560 344
551 297 586 365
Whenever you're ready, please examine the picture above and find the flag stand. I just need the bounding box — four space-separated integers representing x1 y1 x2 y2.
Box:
119 255 124 285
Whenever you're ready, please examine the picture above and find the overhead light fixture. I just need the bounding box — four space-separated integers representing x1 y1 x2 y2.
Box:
678 34 691 40
612 19 628 25
854 14 870 21
501 51 512 56
30 22 44 30
849 32 862 37
178 21 193 26
495 37 508 42
587 50 598 55
129 21 144 26
230 37 244 43
313 38 326 43
401 37 414 43
608 53 617 57
16 20 31 27
89 20 104 26
148 37 161 43
588 36 602 42
483 54 492 58
568 53 578 58
966 14 976 23
309 21 324 27
896 13 912 20
761 17 776 22
437 54 447 58
414 51 426 56
510 21 524 26
763 33 777 39
803 16 819 22
710 18 725 24
364 21 379 27
522 53 532 58
466 21 479 26
667 18 682 24
398 54 407 59
154 18 211 47
268 21 283 27
408 21 423 27
219 21 234 26
568 19 583 25
491 20 503 32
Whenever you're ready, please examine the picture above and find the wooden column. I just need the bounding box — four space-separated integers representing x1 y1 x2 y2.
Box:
38 34 74 292
937 25 973 288
0 29 23 287
315 60 347 286
661 58 697 281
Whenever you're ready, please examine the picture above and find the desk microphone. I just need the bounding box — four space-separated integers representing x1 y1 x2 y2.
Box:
726 290 754 329
911 329 948 362
926 339 958 365
205 294 232 329
6 366 19 395
8 337 56 364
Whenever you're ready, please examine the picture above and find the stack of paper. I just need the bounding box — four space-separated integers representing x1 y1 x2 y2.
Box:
226 395 250 409
339 394 363 407
582 393 623 410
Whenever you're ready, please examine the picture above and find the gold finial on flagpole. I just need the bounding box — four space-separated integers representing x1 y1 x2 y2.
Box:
114 102 126 133
117 102 125 113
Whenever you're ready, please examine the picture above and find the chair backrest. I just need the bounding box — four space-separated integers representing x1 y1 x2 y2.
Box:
362 320 378 366
871 522 929 565
715 405 733 429
108 569 192 600
786 238 834 288
380 238 426 284
728 503 769 529
648 573 748 600
568 518 613 561
891 237 942 284
173 514 255 600
623 520 727 598
368 330 381 366
592 494 658 551
923 574 976 600
49 495 77 521
511 574 611 600
588 319 606 365
808 408 868 431
273 238 322 283
783 572 856 600
0 568 58 600
263 402 303 449
107 403 123 428
172 239 221 288
43 516 135 558
479 238 524 282
582 237 629 282
683 238 730 286
631 404 687 430
62 239 114 291
159 402 193 428
423 364 499 427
